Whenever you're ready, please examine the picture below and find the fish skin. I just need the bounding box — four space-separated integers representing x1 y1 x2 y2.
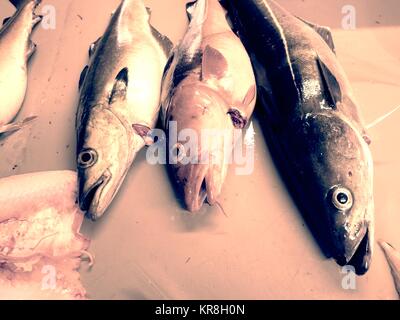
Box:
379 241 400 298
0 0 41 133
161 0 256 212
222 0 374 274
76 0 170 220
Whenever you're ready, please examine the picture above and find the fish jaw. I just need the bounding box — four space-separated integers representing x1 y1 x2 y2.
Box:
379 241 400 296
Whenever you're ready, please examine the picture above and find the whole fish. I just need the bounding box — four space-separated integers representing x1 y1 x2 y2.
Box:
161 0 256 212
76 0 172 220
0 0 41 134
222 0 374 274
379 241 400 298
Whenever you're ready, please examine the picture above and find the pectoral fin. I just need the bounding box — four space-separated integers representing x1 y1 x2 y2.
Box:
316 56 342 108
298 17 336 54
109 68 128 104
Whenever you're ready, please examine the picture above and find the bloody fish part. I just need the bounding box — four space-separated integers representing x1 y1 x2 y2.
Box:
161 0 256 213
0 171 90 300
76 0 172 220
222 0 374 273
0 0 41 133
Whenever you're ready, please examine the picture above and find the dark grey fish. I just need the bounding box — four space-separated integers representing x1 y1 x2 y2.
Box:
222 0 374 274
76 0 172 220
161 0 256 212
0 0 41 133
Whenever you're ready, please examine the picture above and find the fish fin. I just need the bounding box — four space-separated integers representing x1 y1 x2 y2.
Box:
297 17 336 54
0 116 38 134
316 56 342 108
26 40 37 59
89 37 101 58
3 17 11 25
79 65 89 90
362 134 372 145
146 6 152 16
132 124 153 145
201 45 228 81
366 104 400 130
151 26 173 57
186 0 198 21
242 84 257 106
32 14 42 28
109 68 128 104
9 0 26 9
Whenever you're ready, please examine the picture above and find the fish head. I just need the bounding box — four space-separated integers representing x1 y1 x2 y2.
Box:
76 105 138 220
301 112 374 275
166 85 234 212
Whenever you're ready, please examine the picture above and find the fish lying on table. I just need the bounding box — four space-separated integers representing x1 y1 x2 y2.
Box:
0 171 90 300
0 0 41 135
222 0 374 274
161 0 256 212
379 241 400 298
76 0 172 220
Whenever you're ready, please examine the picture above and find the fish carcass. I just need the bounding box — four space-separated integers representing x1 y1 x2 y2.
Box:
222 0 374 274
0 171 90 300
161 0 256 212
0 0 41 134
76 0 172 220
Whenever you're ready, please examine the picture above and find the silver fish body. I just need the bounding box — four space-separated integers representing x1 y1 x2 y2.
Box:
222 0 374 274
161 0 256 212
0 0 41 132
76 0 171 220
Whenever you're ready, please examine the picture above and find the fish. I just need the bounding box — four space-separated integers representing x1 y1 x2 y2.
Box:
0 171 90 299
379 241 400 297
0 0 41 134
76 0 172 220
222 0 374 274
161 0 256 212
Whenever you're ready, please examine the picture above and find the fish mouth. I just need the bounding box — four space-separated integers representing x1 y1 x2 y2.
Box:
79 170 112 220
184 165 221 212
336 227 372 275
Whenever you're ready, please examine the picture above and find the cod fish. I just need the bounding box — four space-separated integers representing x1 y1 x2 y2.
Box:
0 0 41 134
379 241 400 297
76 0 172 220
161 0 256 212
222 0 374 274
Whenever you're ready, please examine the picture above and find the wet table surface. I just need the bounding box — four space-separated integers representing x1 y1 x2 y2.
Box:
0 0 400 299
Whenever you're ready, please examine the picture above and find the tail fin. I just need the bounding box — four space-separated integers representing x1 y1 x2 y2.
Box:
9 0 40 9
0 116 37 135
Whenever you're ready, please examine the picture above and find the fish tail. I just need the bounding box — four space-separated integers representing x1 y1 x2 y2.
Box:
9 0 41 10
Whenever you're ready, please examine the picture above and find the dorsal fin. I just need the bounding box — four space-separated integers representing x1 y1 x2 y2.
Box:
9 0 26 9
316 56 342 108
79 65 89 90
3 17 11 26
186 0 198 21
298 17 336 54
109 68 128 104
89 37 102 58
151 26 173 57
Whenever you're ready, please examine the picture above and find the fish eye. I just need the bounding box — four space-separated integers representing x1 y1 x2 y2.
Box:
77 149 98 168
331 186 353 211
